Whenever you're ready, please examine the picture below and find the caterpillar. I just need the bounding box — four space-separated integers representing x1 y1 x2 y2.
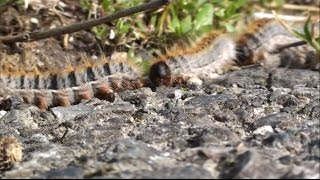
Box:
0 53 148 110
236 18 319 69
149 31 238 86
149 18 319 87
0 135 23 172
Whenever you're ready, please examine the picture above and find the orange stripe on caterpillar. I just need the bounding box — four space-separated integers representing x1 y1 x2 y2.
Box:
0 53 147 110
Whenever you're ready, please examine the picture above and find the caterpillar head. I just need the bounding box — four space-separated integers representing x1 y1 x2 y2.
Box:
149 61 172 86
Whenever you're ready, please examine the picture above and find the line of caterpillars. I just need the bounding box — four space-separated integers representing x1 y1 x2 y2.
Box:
149 18 319 86
0 54 147 110
0 18 319 110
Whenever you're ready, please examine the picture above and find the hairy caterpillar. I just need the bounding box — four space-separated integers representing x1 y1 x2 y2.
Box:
0 135 22 172
236 18 319 69
149 31 238 86
149 18 319 87
0 53 147 110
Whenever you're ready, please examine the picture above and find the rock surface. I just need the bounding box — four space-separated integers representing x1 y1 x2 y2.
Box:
0 67 319 179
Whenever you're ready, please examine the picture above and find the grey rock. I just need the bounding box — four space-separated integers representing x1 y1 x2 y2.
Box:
218 149 296 179
187 126 240 147
254 112 293 128
1 67 319 179
29 133 49 144
185 94 238 107
40 167 84 179
98 139 161 162
51 104 96 122
0 107 40 129
96 165 213 179
281 162 320 179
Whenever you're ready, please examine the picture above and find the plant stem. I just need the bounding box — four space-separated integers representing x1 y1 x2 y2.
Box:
0 0 171 44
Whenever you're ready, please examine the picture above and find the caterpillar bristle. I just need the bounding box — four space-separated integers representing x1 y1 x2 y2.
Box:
34 95 49 111
75 87 93 101
22 95 32 104
54 91 71 107
187 31 222 54
92 83 114 101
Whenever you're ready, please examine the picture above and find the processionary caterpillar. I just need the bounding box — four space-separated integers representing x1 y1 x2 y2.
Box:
0 53 147 110
149 18 319 87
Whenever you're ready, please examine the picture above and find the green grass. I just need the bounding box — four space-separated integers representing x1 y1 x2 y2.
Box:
291 16 320 53
274 13 320 53
79 0 250 43
2 0 318 53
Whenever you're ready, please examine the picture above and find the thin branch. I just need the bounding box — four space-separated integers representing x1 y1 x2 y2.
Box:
268 3 320 12
272 40 307 53
0 0 171 44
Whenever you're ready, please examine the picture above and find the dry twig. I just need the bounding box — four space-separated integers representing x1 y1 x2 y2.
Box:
0 0 170 44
